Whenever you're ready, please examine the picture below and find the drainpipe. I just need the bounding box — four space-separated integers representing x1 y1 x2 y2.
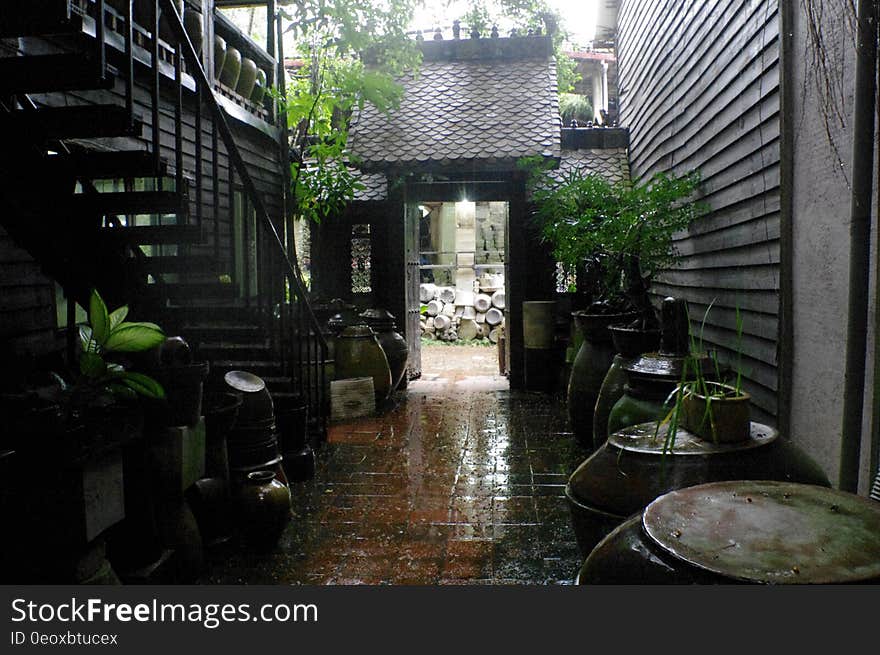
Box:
840 0 878 493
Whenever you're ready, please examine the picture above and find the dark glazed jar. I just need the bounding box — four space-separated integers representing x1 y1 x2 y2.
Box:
578 481 880 585
233 470 291 549
334 325 393 405
565 422 831 557
566 310 637 447
360 308 409 393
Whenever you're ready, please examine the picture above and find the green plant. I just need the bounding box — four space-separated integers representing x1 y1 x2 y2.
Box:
71 289 166 403
279 0 421 225
559 93 593 125
654 300 748 458
523 161 707 321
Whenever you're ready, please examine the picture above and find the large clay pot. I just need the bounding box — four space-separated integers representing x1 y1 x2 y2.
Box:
565 421 831 558
577 481 880 585
213 34 226 78
522 301 556 349
566 311 636 447
233 470 291 549
360 309 409 393
592 354 633 449
236 56 258 98
334 325 392 405
220 45 241 89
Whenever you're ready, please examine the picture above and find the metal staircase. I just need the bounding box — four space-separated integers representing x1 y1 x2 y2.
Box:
0 0 329 438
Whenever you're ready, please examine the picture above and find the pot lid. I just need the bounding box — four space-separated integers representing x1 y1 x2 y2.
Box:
643 480 880 584
360 308 395 322
608 421 776 456
224 370 266 393
360 308 397 328
327 309 361 332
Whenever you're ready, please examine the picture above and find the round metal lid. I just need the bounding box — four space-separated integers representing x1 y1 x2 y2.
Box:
224 370 266 393
643 480 880 584
609 422 777 456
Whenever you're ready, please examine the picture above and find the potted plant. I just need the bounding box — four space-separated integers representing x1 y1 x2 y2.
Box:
523 160 706 446
0 289 165 581
657 303 750 451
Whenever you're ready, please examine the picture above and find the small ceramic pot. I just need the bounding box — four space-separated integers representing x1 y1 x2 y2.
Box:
250 68 267 104
220 45 241 89
236 57 258 98
234 470 291 549
681 382 751 443
183 7 203 56
213 34 227 78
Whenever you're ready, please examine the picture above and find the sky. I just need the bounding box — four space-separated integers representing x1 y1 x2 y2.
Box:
410 0 599 48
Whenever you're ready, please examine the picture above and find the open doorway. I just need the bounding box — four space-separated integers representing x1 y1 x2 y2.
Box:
409 200 509 384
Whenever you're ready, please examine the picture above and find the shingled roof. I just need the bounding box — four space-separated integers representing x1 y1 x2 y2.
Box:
552 147 630 184
349 36 561 170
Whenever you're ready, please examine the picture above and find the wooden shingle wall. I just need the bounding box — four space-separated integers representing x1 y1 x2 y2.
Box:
618 0 781 424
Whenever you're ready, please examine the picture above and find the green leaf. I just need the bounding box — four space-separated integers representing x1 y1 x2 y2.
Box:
79 351 106 378
89 289 110 347
104 323 166 352
108 305 129 331
108 383 138 400
119 371 165 399
79 324 94 352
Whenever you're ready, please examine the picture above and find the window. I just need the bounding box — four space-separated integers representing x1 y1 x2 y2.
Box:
351 223 372 294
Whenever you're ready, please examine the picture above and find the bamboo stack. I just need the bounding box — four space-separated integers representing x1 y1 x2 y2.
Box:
419 280 505 342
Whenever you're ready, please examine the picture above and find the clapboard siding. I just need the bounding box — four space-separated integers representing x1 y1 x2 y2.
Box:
0 227 58 355
619 0 781 421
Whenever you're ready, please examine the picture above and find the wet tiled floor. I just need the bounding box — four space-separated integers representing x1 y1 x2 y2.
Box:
203 346 590 585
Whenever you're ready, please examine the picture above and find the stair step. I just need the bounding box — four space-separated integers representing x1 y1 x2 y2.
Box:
163 305 260 324
209 360 284 378
44 150 166 179
98 224 202 245
197 342 274 361
4 105 142 140
131 254 216 275
164 282 237 302
0 1 82 38
71 190 187 216
0 54 113 94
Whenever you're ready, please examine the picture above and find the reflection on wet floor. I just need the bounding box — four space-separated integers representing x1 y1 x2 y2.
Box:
203 347 591 585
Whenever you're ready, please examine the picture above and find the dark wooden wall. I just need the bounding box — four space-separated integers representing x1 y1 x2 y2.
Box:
617 0 781 424
0 225 59 359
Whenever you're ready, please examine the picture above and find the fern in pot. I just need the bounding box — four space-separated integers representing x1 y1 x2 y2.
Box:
522 160 706 446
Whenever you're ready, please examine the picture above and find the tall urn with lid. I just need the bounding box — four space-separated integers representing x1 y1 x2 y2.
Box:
360 309 409 393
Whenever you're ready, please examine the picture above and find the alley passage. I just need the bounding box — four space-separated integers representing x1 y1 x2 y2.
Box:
204 347 589 584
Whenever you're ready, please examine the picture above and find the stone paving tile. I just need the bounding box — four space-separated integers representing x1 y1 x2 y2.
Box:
202 347 592 585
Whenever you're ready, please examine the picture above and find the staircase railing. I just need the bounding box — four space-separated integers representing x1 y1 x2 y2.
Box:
148 0 328 434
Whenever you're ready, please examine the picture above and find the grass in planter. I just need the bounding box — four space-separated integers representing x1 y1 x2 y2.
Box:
651 300 748 466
